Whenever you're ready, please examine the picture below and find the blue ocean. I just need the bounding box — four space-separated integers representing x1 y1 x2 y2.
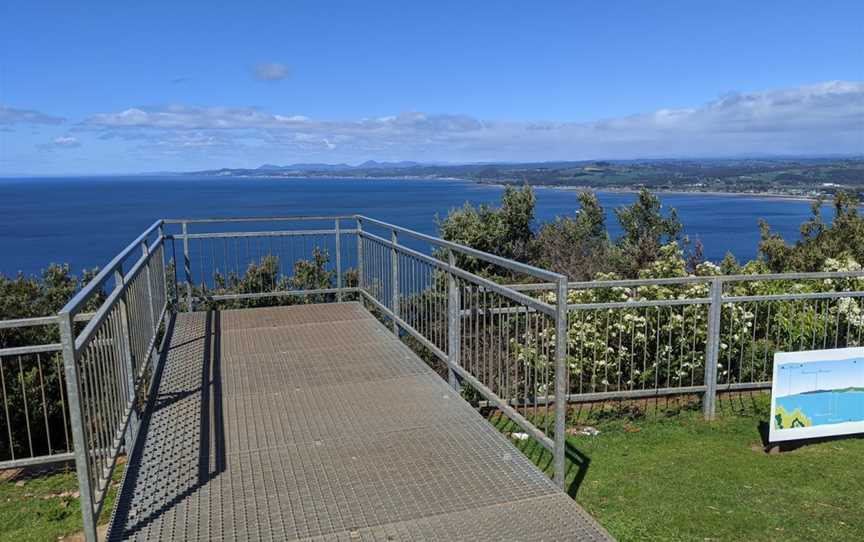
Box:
775 391 864 427
0 176 831 277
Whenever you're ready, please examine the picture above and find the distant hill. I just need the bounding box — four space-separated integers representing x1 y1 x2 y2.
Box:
355 160 422 169
184 157 864 199
800 386 864 395
256 163 353 172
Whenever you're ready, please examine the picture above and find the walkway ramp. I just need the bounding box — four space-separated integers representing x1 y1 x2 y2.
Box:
108 302 610 541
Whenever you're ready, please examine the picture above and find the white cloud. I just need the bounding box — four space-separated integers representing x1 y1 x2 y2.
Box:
0 105 65 125
53 135 80 148
79 80 864 161
253 63 289 81
86 106 308 129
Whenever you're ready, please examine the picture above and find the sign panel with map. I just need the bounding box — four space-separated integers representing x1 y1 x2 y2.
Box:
769 347 864 442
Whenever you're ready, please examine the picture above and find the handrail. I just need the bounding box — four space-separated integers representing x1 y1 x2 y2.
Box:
0 315 60 328
0 313 94 329
163 213 564 282
59 219 163 318
72 236 164 356
510 269 864 292
356 215 565 283
162 215 355 224
358 230 556 316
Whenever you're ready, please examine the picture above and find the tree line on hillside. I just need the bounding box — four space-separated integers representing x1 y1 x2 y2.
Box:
438 186 864 280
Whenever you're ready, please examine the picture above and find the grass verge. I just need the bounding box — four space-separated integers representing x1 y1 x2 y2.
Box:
0 462 121 542
491 393 864 542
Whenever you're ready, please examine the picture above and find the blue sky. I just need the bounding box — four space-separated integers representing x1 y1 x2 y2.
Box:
777 359 864 396
1 1 862 174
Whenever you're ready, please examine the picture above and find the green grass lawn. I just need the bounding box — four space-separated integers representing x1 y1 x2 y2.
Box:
492 394 864 541
0 464 120 542
3 395 862 541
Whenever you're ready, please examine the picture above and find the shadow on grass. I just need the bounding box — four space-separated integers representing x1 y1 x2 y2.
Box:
564 441 591 499
758 419 864 452
484 410 592 498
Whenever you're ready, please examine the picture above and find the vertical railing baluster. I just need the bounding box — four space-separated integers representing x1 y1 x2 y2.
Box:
182 221 193 312
335 218 342 302
114 266 139 447
391 229 399 335
142 240 156 336
703 277 722 420
553 276 568 489
58 311 98 542
447 249 461 390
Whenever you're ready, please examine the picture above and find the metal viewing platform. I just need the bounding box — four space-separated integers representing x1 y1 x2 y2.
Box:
106 302 609 540
12 215 860 540
30 216 616 541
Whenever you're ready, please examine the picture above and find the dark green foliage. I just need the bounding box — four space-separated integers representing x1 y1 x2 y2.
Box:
439 186 682 280
0 265 104 461
0 265 102 347
611 188 682 277
759 192 864 272
437 185 536 276
290 247 337 302
719 252 742 275
534 192 610 280
198 247 342 310
440 186 859 280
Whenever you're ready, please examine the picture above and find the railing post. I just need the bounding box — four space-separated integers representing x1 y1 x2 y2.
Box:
553 276 568 489
335 218 342 302
140 236 161 400
114 266 140 447
141 239 156 332
357 218 364 295
390 229 399 335
58 311 98 542
703 277 723 420
447 249 461 390
182 221 193 312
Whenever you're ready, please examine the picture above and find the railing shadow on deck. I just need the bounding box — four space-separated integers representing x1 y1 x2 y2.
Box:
109 310 225 539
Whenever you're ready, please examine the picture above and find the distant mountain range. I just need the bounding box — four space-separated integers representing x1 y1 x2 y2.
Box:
185 157 864 199
235 160 424 174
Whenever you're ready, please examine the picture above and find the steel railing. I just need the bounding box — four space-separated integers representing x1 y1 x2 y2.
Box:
0 317 72 468
355 216 569 487
6 214 864 542
56 220 168 541
161 216 359 310
512 271 864 418
0 312 95 469
163 216 571 486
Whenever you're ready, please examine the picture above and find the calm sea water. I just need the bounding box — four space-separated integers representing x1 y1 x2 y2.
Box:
776 391 864 426
0 176 828 277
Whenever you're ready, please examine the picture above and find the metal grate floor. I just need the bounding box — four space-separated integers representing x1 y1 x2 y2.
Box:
107 302 611 541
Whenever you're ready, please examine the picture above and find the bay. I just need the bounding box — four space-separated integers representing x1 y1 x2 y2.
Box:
0 176 828 277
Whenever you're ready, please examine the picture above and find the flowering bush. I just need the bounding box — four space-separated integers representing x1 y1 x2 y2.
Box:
515 245 864 398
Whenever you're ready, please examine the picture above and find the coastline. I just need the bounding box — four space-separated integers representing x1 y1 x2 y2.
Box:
472 180 825 203
193 173 829 202
547 185 822 203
